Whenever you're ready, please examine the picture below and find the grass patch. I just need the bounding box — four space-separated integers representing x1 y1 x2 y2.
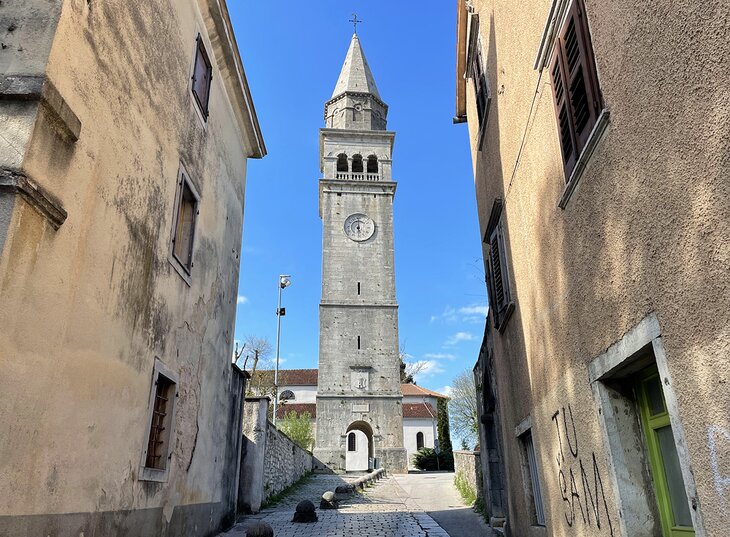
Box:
454 471 476 506
261 471 312 509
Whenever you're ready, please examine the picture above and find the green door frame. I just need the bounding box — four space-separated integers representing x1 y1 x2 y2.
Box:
636 366 695 537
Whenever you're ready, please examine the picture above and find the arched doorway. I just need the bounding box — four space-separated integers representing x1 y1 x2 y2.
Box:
345 421 373 472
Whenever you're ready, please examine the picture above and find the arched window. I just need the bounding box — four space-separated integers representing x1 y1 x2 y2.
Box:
367 155 378 174
416 432 425 450
336 154 348 172
352 154 363 173
348 432 357 452
279 390 294 401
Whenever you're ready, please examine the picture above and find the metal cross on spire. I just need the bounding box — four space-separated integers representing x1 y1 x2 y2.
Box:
349 13 362 34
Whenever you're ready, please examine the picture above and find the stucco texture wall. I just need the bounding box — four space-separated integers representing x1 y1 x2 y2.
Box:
0 1 257 535
464 0 729 536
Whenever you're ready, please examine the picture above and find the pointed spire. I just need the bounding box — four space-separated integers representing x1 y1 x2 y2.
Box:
331 34 381 100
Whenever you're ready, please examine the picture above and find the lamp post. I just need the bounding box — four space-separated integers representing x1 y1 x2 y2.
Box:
273 274 291 426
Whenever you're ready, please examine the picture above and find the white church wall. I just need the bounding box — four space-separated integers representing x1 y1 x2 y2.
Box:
404 418 437 469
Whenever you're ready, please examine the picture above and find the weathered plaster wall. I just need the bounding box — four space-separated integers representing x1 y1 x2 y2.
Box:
463 0 730 536
0 1 260 535
454 450 483 501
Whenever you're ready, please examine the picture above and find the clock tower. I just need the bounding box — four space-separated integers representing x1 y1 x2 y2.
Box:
313 33 407 473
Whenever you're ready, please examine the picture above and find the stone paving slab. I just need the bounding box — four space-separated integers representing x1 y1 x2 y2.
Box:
222 474 451 537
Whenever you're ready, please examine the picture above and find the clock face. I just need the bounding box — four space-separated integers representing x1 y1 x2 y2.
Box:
344 213 375 242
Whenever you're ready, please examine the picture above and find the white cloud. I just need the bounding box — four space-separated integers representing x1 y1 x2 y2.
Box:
437 385 453 397
411 360 446 382
444 331 475 346
458 305 488 316
237 295 248 305
423 353 457 361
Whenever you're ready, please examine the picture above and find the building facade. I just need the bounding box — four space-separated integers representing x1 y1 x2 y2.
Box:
0 1 264 535
455 1 729 536
273 369 447 470
313 34 408 473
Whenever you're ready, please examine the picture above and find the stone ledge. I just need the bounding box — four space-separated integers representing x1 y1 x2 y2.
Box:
0 168 67 229
0 75 81 142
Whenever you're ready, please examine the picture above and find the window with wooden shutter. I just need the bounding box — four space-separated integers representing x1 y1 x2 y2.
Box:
192 35 213 118
140 360 179 482
484 199 513 331
170 165 200 281
549 0 603 179
468 15 491 136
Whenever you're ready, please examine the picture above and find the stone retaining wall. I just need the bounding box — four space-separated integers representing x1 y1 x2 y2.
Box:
453 450 482 500
238 397 312 513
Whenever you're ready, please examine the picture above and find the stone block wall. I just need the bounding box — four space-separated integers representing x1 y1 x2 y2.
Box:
239 398 312 513
454 450 483 500
262 420 313 500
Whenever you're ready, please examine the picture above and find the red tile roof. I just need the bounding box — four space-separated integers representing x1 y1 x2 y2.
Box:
276 369 318 386
403 402 437 419
276 403 316 419
401 383 449 399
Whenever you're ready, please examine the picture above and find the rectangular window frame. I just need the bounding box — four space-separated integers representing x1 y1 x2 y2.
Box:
139 359 179 483
169 163 200 285
466 14 491 149
191 33 213 123
515 417 546 527
547 0 610 208
484 199 514 332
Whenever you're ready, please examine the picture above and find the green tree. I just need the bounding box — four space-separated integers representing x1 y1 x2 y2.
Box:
437 397 455 467
277 411 314 451
450 369 479 448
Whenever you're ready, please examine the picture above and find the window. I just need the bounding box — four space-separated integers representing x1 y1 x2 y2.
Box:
352 154 363 173
416 432 424 450
521 431 546 526
337 153 348 172
140 360 178 482
280 389 295 401
637 366 695 537
367 155 378 174
357 336 361 350
348 432 357 452
484 199 513 330
170 166 200 279
549 0 603 179
468 15 490 138
192 34 213 119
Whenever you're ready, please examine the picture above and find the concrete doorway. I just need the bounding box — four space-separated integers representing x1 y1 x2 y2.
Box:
345 421 373 472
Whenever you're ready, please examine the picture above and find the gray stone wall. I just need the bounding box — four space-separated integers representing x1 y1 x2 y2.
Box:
454 450 483 501
262 420 313 500
239 398 312 513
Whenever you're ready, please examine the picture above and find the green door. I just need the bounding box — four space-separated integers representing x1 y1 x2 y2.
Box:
636 366 695 537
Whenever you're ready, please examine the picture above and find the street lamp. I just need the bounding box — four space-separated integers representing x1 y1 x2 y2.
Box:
273 274 291 426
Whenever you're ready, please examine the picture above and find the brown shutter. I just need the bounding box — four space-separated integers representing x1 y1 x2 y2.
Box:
560 0 601 150
489 232 505 311
550 49 577 177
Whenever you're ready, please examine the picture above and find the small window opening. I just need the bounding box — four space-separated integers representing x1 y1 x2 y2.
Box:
145 375 175 470
416 432 425 450
348 432 357 452
367 155 378 174
352 154 363 173
336 153 348 172
172 173 199 273
192 35 213 118
357 336 361 350
357 282 361 295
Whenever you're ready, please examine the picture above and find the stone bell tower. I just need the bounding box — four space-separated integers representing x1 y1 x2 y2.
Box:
313 33 407 473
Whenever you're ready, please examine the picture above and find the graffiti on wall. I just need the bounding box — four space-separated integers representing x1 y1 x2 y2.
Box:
708 425 730 512
552 405 614 536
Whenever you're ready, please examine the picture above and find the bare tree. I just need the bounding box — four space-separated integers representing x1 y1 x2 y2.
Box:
450 369 479 448
238 335 274 396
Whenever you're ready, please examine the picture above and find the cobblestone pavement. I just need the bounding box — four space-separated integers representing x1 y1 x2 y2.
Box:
222 474 452 537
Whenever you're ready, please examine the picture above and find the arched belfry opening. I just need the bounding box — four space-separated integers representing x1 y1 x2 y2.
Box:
367 155 378 174
336 153 348 172
351 154 364 173
345 421 374 472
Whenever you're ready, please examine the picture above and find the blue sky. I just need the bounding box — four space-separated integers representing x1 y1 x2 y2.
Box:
229 1 487 397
